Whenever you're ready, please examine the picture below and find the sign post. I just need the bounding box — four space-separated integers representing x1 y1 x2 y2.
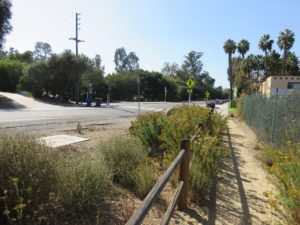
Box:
186 79 195 103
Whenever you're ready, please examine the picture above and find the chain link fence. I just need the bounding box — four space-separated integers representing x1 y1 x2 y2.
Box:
239 89 300 146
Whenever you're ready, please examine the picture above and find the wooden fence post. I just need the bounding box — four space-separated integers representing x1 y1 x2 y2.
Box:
177 139 190 210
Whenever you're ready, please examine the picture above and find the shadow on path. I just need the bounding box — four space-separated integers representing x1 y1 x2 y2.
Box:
226 126 252 225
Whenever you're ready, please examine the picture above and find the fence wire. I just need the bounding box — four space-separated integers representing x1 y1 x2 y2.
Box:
240 90 300 146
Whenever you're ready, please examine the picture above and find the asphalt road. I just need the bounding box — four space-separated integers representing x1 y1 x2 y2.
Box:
0 92 227 134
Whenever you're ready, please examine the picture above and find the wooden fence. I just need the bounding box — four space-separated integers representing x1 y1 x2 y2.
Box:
125 138 191 225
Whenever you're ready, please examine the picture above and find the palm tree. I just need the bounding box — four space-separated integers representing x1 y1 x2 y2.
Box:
223 39 236 103
259 34 274 76
237 39 250 59
277 29 295 75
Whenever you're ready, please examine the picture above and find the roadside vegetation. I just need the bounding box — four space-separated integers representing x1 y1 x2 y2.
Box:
0 104 227 224
258 143 300 224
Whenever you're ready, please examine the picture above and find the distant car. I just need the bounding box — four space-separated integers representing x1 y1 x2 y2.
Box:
215 99 222 104
206 100 216 108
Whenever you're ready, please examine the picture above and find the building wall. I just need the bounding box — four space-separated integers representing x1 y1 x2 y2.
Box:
260 76 300 95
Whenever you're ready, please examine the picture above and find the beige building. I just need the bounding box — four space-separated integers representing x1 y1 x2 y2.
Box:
259 76 300 95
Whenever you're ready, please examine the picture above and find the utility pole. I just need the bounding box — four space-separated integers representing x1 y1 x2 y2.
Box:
69 12 84 104
164 86 167 102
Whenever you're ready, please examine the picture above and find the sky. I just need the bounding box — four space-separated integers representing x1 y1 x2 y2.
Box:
4 0 300 88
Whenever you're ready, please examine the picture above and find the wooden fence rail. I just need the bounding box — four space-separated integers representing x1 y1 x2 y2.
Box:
125 139 191 225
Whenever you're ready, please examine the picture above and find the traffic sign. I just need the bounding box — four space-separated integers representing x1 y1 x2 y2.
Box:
187 89 193 93
186 79 195 88
205 91 210 99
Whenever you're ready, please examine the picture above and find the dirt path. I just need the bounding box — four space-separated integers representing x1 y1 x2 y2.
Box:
169 117 283 225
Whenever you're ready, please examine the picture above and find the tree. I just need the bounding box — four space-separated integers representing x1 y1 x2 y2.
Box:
93 54 105 71
266 50 282 76
277 29 295 75
161 62 180 77
126 52 139 71
181 51 203 80
237 39 250 59
259 34 274 76
0 58 24 92
223 39 236 103
286 52 300 75
0 0 12 50
34 42 52 61
114 47 127 72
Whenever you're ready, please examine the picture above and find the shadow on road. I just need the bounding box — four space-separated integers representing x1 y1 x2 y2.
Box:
0 95 25 110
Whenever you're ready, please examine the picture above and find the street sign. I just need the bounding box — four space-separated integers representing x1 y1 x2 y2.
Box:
186 79 195 88
205 91 210 99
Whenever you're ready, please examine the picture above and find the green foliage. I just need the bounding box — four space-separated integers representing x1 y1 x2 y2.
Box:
56 153 112 215
0 0 12 49
0 58 25 92
131 161 158 198
259 144 300 224
131 104 227 202
97 135 148 187
0 133 59 224
160 104 211 153
0 133 112 224
130 112 166 156
190 136 227 202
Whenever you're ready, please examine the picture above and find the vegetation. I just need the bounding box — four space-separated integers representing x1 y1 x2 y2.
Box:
97 135 148 187
223 39 237 104
0 0 12 50
0 133 112 224
258 144 300 224
130 104 227 202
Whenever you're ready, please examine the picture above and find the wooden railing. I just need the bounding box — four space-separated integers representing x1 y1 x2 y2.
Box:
126 139 191 225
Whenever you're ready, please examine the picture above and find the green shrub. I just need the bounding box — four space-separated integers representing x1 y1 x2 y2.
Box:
160 104 211 154
130 112 166 156
190 135 227 202
0 133 59 224
131 160 158 198
97 135 147 187
258 143 300 224
56 153 112 216
0 133 113 224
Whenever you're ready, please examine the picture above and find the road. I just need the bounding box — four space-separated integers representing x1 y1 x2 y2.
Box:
0 92 227 134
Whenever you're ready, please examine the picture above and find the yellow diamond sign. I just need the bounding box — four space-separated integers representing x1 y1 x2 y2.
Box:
186 79 195 88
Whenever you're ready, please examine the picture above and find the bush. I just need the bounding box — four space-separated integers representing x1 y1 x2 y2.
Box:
160 104 211 154
261 145 300 224
130 112 166 156
0 133 113 224
0 133 59 224
97 135 148 187
131 160 158 198
190 135 227 202
56 153 112 216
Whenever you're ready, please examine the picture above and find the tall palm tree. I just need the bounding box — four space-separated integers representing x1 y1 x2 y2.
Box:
223 39 236 103
259 34 274 76
237 39 250 59
277 29 295 75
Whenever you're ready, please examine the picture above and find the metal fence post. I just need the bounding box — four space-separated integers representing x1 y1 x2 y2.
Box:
271 88 279 143
177 139 190 210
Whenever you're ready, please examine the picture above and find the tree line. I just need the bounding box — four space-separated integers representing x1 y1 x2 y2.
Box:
0 44 228 102
224 29 299 99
